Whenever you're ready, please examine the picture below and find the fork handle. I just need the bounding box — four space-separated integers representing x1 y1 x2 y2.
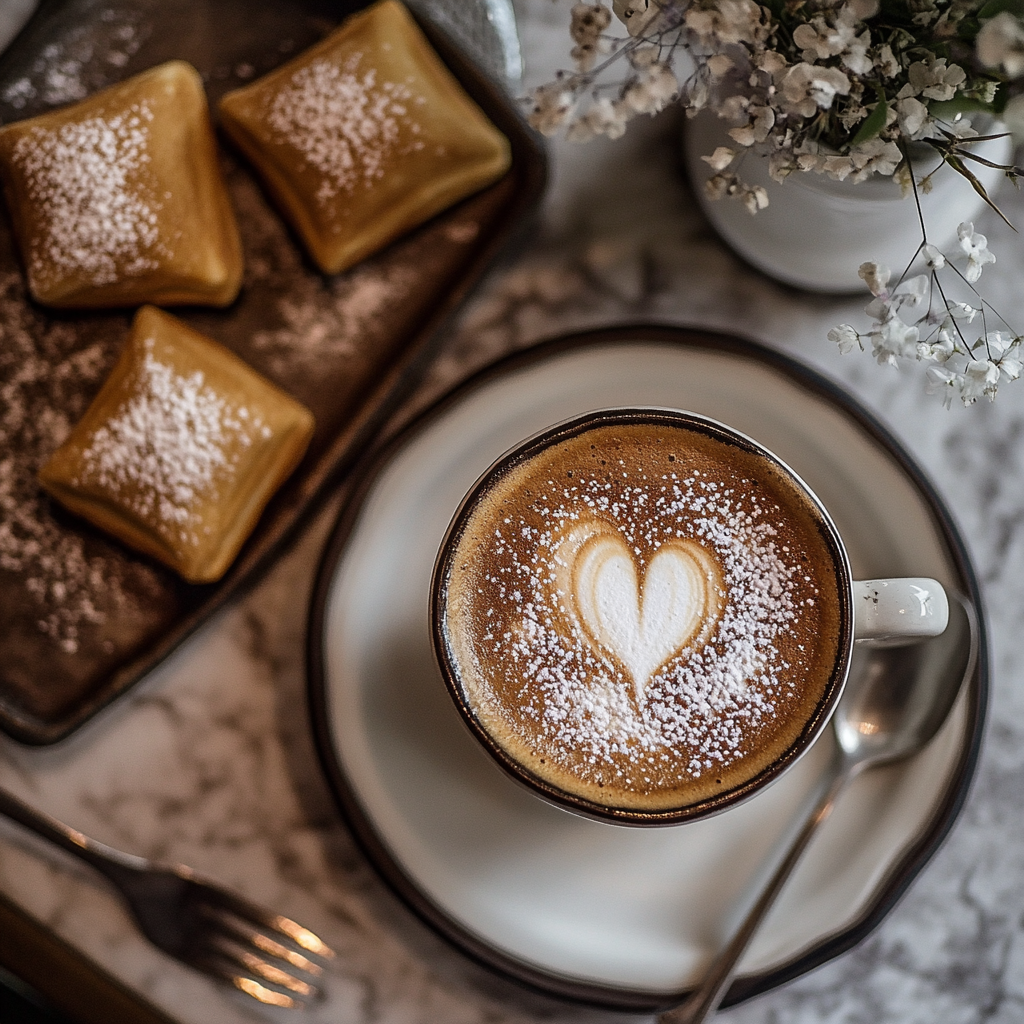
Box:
0 786 149 884
657 749 852 1024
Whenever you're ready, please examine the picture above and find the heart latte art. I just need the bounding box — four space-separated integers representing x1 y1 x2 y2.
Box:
553 522 724 702
437 419 844 816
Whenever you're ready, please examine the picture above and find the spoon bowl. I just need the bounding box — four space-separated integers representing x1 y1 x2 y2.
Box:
835 595 977 770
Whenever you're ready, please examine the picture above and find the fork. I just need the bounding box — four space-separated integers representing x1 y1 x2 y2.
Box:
0 786 335 1008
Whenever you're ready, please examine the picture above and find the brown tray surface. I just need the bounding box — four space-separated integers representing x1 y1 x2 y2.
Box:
0 0 545 743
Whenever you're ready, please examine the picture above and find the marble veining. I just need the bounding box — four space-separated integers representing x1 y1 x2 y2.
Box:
2 1 1024 1021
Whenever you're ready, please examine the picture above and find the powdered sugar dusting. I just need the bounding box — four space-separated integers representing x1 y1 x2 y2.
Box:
448 426 839 805
14 101 164 288
0 271 139 654
77 343 270 549
264 54 424 207
1 11 145 113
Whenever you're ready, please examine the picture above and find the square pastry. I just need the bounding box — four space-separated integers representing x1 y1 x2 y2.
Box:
218 0 511 275
38 306 315 583
0 60 243 309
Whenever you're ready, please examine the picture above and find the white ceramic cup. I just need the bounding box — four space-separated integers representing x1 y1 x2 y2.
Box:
432 408 949 825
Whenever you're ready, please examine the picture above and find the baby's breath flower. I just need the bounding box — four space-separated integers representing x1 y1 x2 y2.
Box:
622 61 679 113
871 311 920 366
957 222 995 283
926 365 960 407
906 57 966 101
567 96 631 140
780 63 851 117
701 146 737 171
529 80 576 136
960 358 1001 403
977 11 1024 77
828 324 861 353
538 0 1024 404
741 183 769 212
612 0 662 37
858 261 890 298
896 95 932 139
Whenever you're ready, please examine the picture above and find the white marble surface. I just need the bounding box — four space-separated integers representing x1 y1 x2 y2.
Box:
2 2 1024 1021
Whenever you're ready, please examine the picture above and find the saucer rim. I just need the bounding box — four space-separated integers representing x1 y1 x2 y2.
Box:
306 323 988 1013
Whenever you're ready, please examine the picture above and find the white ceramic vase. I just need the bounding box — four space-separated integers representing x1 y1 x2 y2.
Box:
684 112 1013 293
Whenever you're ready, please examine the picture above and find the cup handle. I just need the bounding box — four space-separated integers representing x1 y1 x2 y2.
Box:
853 578 949 643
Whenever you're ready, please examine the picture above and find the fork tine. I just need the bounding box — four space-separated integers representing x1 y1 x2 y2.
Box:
219 946 318 997
206 888 335 960
186 952 309 1009
245 929 324 975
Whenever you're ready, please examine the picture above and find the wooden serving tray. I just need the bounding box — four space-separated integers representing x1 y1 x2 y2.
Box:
0 0 545 743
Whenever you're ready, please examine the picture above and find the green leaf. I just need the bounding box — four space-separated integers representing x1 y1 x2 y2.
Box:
977 0 1024 19
850 94 889 147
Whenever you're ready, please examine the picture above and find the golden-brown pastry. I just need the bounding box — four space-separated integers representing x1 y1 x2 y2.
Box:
0 61 243 309
218 0 511 275
38 306 314 583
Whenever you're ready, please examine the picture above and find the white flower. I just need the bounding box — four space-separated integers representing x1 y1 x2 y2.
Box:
728 105 775 146
874 43 899 78
906 58 965 102
896 96 931 139
950 302 978 321
984 332 1023 380
849 137 901 180
570 4 612 70
977 11 1024 77
858 261 890 297
755 49 788 74
701 146 737 171
566 96 630 140
897 274 928 308
705 172 739 200
706 53 734 77
529 81 576 136
823 155 855 180
741 184 769 213
871 312 920 366
571 3 612 42
613 0 662 37
925 365 960 407
685 0 766 46
780 63 851 117
842 28 873 75
793 17 850 61
992 334 1024 380
959 358 1001 403
918 333 955 363
829 324 861 353
623 61 679 113
957 222 996 283
922 243 945 270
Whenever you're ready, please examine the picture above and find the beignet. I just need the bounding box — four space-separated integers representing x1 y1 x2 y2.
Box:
0 61 243 308
218 0 511 275
38 306 315 583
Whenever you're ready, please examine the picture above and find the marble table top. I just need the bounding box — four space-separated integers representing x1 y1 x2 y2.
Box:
2 2 1023 1022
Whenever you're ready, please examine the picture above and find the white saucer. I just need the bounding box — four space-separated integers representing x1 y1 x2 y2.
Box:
309 327 985 1009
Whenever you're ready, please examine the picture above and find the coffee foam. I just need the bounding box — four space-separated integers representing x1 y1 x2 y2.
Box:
440 421 843 813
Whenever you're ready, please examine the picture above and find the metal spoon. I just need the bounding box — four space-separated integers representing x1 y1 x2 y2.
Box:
658 593 978 1024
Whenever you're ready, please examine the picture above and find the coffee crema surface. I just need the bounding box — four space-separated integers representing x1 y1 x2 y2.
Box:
437 418 845 815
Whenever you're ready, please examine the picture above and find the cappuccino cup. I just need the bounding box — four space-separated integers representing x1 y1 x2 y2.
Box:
431 409 948 825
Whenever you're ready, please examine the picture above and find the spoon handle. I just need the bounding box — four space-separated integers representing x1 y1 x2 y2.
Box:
658 751 851 1024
